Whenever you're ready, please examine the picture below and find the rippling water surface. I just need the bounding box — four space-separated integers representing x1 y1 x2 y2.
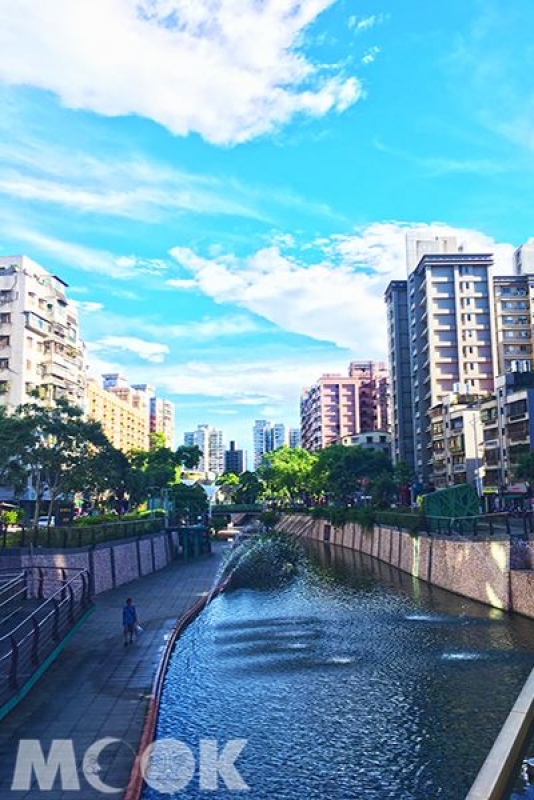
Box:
144 541 534 800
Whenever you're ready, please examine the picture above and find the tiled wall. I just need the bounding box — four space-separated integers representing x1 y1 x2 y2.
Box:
278 514 534 617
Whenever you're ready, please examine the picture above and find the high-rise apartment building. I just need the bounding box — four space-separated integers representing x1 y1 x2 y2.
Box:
86 377 150 453
252 420 288 468
409 251 495 483
514 241 534 275
387 235 496 486
384 280 415 472
224 441 246 474
288 428 301 448
184 425 225 475
0 255 85 408
131 383 176 447
492 275 534 376
300 362 390 452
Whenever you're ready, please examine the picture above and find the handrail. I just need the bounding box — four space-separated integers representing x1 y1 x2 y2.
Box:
466 667 534 799
0 568 88 645
0 567 93 708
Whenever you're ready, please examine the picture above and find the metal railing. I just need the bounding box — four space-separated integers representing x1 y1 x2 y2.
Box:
0 570 27 626
0 567 93 711
0 517 165 549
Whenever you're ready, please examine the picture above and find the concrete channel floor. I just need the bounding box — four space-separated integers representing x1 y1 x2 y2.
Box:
0 543 226 799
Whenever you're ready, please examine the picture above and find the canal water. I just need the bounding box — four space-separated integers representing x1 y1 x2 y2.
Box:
144 540 534 800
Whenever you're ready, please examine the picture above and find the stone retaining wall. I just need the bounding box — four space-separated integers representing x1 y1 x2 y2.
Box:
5 530 180 597
278 514 534 618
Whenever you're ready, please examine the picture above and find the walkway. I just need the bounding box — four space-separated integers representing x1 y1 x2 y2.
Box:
0 543 226 798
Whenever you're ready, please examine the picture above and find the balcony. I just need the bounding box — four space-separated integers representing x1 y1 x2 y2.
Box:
453 463 466 473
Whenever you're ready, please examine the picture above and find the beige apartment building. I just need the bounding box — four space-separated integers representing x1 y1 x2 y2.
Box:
300 361 389 452
86 378 149 453
409 249 495 484
0 255 85 408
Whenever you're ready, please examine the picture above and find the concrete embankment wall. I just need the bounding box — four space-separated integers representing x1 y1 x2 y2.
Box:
2 530 181 596
279 514 534 618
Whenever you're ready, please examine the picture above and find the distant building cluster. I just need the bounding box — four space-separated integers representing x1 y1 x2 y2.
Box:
252 420 300 469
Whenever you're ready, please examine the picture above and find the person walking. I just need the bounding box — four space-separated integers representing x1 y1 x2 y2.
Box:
122 597 138 646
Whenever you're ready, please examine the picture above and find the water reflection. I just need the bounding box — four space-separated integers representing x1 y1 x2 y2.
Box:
144 539 534 800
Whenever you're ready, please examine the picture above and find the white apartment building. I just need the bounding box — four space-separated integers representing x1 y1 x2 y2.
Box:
184 425 224 475
131 383 175 447
289 428 301 448
0 255 85 408
514 241 534 275
407 241 495 484
253 420 287 468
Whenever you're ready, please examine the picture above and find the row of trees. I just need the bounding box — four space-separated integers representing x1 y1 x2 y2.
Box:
217 444 410 509
0 399 207 525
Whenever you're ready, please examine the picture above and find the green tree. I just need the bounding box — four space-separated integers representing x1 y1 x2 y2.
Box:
171 483 209 523
234 471 264 504
12 399 122 525
176 445 202 470
215 472 240 502
258 446 317 503
311 444 393 505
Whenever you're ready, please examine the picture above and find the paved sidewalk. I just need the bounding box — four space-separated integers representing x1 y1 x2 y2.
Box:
0 544 226 799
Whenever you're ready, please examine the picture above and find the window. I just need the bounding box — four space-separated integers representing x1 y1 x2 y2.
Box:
0 335 9 347
0 359 8 370
0 313 10 324
0 381 9 394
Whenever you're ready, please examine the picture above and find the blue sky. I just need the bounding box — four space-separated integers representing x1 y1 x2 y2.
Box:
0 0 533 457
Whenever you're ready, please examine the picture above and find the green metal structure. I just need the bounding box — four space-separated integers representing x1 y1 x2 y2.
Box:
421 484 480 533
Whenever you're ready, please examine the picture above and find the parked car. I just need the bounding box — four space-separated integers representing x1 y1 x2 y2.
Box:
37 516 55 527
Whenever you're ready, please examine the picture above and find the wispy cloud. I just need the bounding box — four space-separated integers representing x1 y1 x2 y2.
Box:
348 14 386 34
0 0 362 145
169 222 513 354
1 225 166 280
373 139 507 177
362 46 380 65
91 336 170 363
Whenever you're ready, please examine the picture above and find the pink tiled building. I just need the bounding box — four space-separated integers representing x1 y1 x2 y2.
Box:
300 361 390 452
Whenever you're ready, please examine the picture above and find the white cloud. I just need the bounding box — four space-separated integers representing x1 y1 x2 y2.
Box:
170 222 514 354
0 0 362 145
3 225 168 280
348 14 385 33
362 46 380 65
92 336 171 363
73 301 103 313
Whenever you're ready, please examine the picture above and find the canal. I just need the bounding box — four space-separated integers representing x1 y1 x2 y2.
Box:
144 540 534 799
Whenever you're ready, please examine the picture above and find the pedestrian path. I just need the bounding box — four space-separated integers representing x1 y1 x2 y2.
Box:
0 543 226 799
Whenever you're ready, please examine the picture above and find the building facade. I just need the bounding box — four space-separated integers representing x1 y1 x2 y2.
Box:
0 255 85 408
130 383 176 448
224 441 246 474
86 377 150 453
408 251 495 483
384 280 415 472
288 428 301 448
252 420 288 468
300 362 390 452
339 430 391 456
184 425 225 476
429 391 484 491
